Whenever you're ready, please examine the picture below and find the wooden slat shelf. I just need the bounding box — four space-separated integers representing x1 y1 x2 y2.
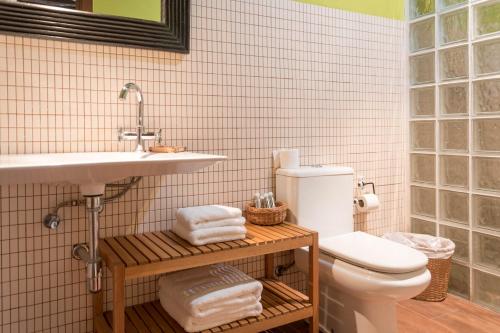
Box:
95 279 312 333
263 320 309 333
94 222 319 333
98 223 316 280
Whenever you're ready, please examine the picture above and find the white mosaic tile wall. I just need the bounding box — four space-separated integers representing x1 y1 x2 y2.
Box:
0 0 406 332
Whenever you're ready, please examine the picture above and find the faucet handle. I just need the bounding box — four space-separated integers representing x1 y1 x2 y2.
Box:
118 127 162 148
140 129 162 142
118 128 138 141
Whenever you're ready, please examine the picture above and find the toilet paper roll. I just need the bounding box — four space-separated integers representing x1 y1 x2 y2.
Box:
356 194 380 212
279 149 300 169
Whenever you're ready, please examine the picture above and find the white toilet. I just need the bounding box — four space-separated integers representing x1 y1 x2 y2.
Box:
276 166 431 333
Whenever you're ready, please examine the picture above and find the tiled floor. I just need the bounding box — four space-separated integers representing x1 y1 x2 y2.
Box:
398 294 500 333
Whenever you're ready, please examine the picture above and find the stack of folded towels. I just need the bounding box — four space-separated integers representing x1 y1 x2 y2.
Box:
173 205 247 245
158 264 263 332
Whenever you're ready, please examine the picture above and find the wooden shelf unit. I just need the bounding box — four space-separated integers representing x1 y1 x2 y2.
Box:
95 280 312 333
94 222 319 333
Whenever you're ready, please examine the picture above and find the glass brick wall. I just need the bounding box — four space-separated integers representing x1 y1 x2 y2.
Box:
409 0 500 311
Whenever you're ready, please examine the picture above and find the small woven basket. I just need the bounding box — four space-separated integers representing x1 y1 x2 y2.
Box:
245 201 288 226
413 256 452 302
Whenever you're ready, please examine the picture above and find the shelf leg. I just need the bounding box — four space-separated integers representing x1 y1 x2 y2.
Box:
93 290 103 333
112 266 125 333
309 232 319 333
93 290 103 316
265 254 275 278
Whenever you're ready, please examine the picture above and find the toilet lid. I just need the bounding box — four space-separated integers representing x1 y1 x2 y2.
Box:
319 231 428 274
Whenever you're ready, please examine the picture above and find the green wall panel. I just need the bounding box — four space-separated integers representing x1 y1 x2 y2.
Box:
93 0 161 22
295 0 405 20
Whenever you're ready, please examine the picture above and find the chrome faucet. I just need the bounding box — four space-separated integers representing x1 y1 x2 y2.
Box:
118 83 160 152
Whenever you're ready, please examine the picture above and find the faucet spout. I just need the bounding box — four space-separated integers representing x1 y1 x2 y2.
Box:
119 82 145 152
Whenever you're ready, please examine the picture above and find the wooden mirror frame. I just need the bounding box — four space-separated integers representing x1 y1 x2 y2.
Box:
0 0 189 52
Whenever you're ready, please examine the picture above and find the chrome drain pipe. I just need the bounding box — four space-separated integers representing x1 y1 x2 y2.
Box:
72 195 103 293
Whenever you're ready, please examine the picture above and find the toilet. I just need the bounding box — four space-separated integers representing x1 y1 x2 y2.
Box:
276 166 431 333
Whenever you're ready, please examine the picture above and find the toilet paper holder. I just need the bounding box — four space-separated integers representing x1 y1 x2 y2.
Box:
358 177 376 194
353 177 376 206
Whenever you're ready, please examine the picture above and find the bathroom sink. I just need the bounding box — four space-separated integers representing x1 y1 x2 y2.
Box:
0 151 227 195
0 150 227 294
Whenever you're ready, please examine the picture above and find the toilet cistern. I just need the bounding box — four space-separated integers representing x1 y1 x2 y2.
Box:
118 82 160 152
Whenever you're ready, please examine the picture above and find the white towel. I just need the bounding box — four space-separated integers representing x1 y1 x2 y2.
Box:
160 296 262 332
176 205 242 229
158 264 263 316
159 289 259 318
158 264 263 332
172 222 246 246
176 216 246 231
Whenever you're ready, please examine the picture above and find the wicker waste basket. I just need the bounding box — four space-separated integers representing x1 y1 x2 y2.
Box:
382 232 455 302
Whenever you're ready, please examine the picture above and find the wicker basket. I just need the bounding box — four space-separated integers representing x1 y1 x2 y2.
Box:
245 201 288 226
413 256 452 302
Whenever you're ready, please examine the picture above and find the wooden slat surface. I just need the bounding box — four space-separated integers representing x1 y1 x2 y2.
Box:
99 223 315 280
262 320 310 333
96 279 312 333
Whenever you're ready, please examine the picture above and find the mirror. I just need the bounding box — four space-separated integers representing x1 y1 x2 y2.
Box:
0 0 189 52
16 0 165 23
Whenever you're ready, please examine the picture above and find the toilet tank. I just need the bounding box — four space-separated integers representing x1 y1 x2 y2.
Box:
276 166 354 238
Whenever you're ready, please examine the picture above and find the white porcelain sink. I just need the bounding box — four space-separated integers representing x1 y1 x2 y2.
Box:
0 152 227 195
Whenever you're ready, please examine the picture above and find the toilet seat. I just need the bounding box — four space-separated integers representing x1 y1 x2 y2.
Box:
294 246 431 300
319 231 428 274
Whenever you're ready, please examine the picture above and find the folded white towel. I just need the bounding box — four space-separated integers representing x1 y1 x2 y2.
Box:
176 216 246 231
160 296 262 332
159 289 260 318
176 205 242 229
158 264 263 316
172 222 246 246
